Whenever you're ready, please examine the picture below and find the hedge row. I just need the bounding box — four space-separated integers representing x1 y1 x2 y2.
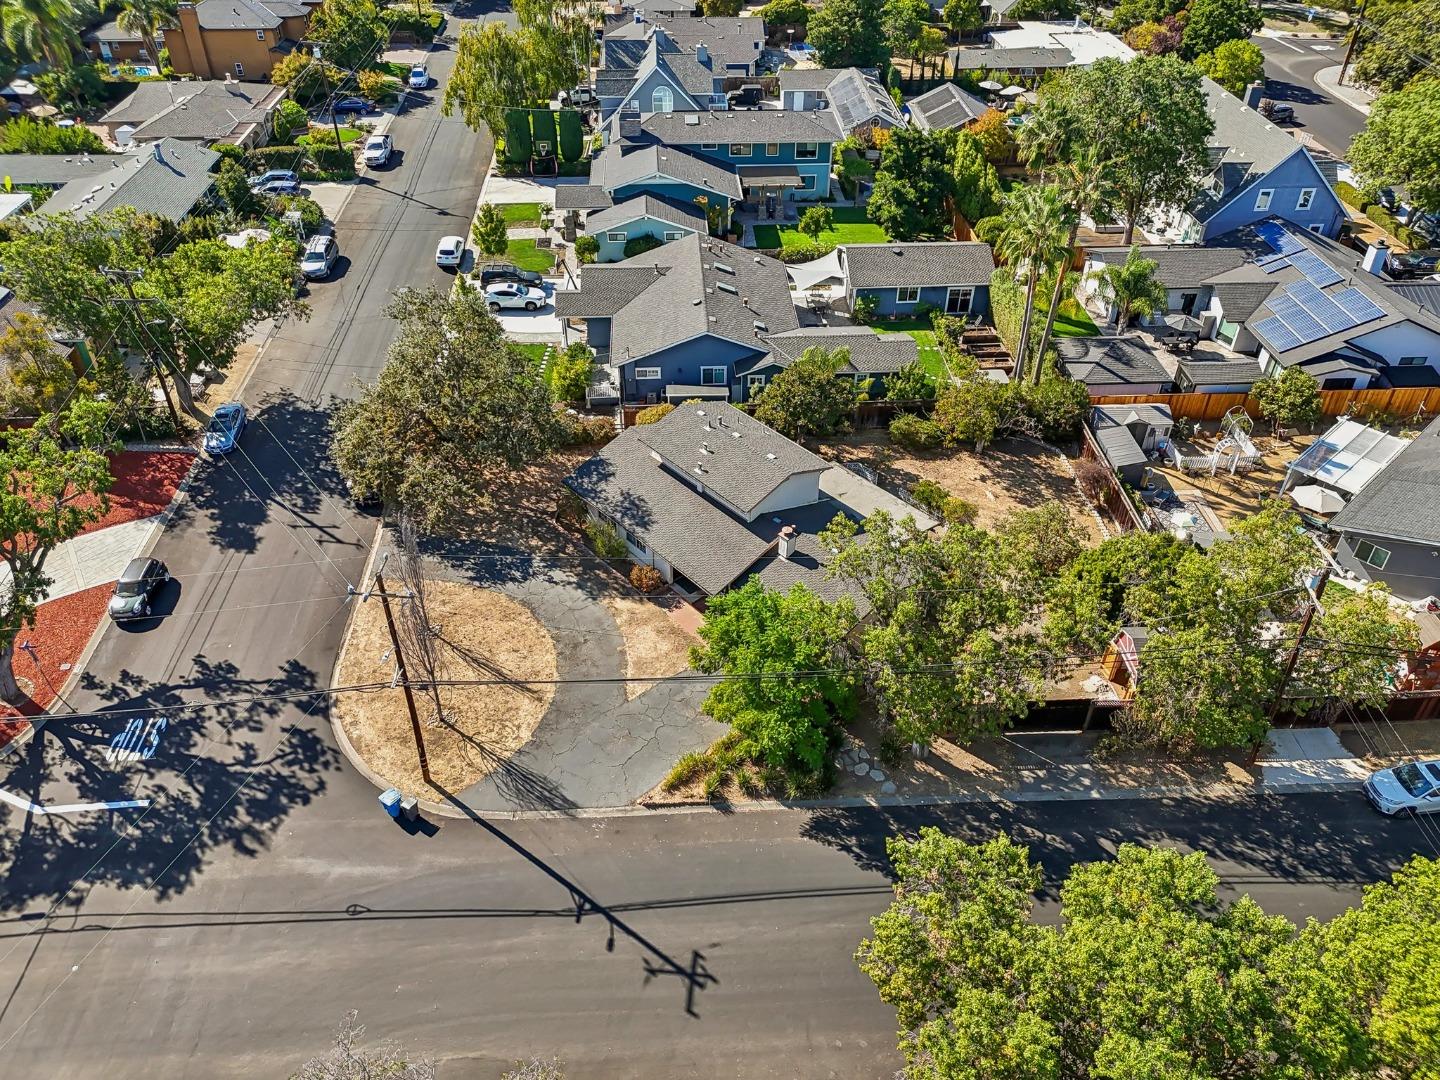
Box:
380 7 444 42
243 143 356 180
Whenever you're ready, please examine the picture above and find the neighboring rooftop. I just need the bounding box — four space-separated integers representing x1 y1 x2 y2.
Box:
101 79 281 141
1177 352 1263 385
1286 417 1412 497
1057 335 1173 387
605 14 763 74
582 193 706 235
189 0 310 30
632 107 844 145
906 82 990 133
986 21 1136 66
1086 242 1250 286
1328 417 1440 544
814 68 903 132
591 141 743 200
40 138 219 221
761 325 919 375
1188 76 1316 225
839 241 996 289
949 46 1074 71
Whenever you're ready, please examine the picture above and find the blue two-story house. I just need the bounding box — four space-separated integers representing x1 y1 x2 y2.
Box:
554 234 919 404
838 241 996 319
1165 77 1346 243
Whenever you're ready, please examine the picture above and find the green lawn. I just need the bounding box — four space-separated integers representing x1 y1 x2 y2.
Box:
512 343 550 365
1053 298 1100 337
750 206 888 251
904 329 950 381
300 125 363 146
505 238 556 273
500 202 544 226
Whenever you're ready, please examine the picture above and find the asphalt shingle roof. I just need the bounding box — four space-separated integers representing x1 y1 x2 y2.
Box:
779 68 840 92
102 80 279 140
38 139 218 221
553 267 660 317
0 153 113 185
1058 335 1172 387
1329 417 1440 544
605 15 763 74
906 82 989 132
1087 242 1249 287
583 193 705 234
591 142 742 200
637 107 842 145
1188 77 1315 224
194 0 307 30
555 184 614 211
950 46 1073 70
1178 354 1262 385
840 241 995 289
762 325 917 374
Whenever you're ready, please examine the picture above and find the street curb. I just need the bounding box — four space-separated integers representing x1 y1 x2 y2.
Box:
1313 64 1373 116
0 447 203 764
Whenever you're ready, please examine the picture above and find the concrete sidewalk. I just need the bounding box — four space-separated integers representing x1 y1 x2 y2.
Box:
0 516 158 605
1315 64 1375 116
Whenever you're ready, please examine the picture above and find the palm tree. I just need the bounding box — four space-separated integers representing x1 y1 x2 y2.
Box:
103 0 172 70
1030 146 1113 382
1092 245 1168 331
994 184 1071 383
0 0 83 70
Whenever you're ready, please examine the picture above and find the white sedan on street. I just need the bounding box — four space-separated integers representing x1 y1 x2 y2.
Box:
435 234 465 268
1365 759 1440 815
483 281 548 311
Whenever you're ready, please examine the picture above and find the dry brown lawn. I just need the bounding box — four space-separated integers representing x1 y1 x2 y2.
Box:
334 580 558 799
442 448 593 552
821 432 1105 545
601 595 697 700
1147 426 1305 527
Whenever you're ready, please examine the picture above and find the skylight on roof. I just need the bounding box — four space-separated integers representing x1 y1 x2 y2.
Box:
714 262 734 274
716 281 739 294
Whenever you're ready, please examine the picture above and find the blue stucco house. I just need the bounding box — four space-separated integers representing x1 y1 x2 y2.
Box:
1168 77 1346 243
838 242 996 319
554 234 918 404
584 194 707 262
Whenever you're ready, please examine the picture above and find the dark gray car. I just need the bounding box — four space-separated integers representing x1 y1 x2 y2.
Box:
108 557 170 621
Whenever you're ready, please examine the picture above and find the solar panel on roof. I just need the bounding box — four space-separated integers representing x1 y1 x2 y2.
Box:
1253 315 1302 353
1288 250 1344 288
1333 287 1386 325
1257 254 1291 273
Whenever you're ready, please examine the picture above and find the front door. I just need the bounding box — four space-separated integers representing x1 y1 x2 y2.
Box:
945 287 972 315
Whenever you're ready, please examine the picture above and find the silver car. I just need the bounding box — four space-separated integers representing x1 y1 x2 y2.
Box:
483 281 547 311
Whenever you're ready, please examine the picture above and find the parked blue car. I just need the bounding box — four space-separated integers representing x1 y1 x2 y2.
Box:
203 402 247 455
332 97 373 115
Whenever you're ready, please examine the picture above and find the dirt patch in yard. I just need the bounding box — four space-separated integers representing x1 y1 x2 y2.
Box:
443 448 594 554
334 580 558 799
820 432 1104 545
1146 426 1306 528
601 595 697 700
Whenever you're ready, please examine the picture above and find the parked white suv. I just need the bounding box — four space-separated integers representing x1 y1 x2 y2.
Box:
408 64 429 89
362 134 393 166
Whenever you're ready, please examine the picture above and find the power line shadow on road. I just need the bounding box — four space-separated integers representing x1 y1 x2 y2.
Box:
436 725 575 812
431 784 719 1017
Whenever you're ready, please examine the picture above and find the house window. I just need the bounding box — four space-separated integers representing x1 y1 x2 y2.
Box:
606 231 627 242
764 142 779 156
635 366 661 379
700 366 727 385
1353 539 1391 570
800 174 815 189
1021 67 1035 76
1399 356 1427 366
730 142 752 156
896 286 920 304
138 48 150 60
233 62 245 77
1255 189 1273 211
945 286 972 314
663 230 683 240
796 142 818 160
701 141 718 149
651 86 673 113
747 374 766 391
1297 188 1315 210
256 29 266 40
623 528 647 553
1309 223 1325 233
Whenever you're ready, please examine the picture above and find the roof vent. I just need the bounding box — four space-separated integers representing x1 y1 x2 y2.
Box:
691 297 702 305
696 409 706 415
891 246 903 256
700 441 713 454
753 320 767 331
716 281 738 295
731 430 741 438
684 113 701 126
714 262 734 274
766 452 777 460
693 463 707 475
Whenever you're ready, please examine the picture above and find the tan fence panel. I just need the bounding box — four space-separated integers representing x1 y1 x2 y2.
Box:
1089 386 1440 424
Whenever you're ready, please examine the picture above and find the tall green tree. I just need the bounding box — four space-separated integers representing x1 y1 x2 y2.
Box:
0 0 82 70
807 0 889 68
1352 0 1440 95
102 0 171 70
1180 0 1263 59
942 0 982 36
858 832 1398 1080
470 202 509 257
1090 244 1166 329
307 0 388 72
1292 587 1420 719
950 131 1002 228
0 400 118 703
1251 365 1322 434
331 286 561 527
1194 38 1265 96
869 127 958 239
1108 0 1185 32
1350 79 1440 213
881 0 932 64
689 579 859 777
994 184 1071 381
752 346 862 440
1043 531 1188 654
445 23 535 140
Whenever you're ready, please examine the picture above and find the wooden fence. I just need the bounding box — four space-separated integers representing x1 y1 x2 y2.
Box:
1078 424 1147 534
1089 385 1440 425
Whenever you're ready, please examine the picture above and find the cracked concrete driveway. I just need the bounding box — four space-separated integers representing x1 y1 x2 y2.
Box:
406 536 724 812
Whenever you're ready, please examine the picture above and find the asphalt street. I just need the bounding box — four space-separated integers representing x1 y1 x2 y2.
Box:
1254 33 1367 159
0 793 1434 1077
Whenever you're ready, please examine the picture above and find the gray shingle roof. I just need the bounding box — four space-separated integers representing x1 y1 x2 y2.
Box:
840 241 995 289
83 16 167 43
1086 242 1248 288
950 47 1073 70
194 0 307 30
39 139 218 221
906 82 989 132
583 193 706 235
555 184 614 211
1058 335 1172 387
1329 417 1440 544
762 325 917 375
1092 403 1173 430
779 67 841 92
103 80 279 140
592 141 742 200
637 401 831 515
1211 279 1279 321
638 107 842 145
1178 354 1262 385
553 267 660 317
0 153 115 186
605 15 763 74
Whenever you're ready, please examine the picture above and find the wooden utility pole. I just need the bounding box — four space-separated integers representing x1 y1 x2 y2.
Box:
1251 568 1332 763
362 555 429 782
1339 0 1367 86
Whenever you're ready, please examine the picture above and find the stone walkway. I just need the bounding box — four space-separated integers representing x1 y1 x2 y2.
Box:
412 540 724 812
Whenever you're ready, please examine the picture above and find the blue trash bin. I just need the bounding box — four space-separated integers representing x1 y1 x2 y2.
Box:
379 787 403 818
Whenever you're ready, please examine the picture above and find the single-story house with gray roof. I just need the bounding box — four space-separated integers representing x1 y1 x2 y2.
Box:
564 402 935 601
99 78 285 148
905 82 990 134
18 139 219 223
837 241 995 319
1058 335 1174 397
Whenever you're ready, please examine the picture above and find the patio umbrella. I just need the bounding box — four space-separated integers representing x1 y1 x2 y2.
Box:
1163 313 1203 333
25 104 59 118
1289 484 1346 515
999 84 1026 97
978 79 1004 91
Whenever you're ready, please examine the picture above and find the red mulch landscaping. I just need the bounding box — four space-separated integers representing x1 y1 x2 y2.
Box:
0 581 114 744
74 450 194 537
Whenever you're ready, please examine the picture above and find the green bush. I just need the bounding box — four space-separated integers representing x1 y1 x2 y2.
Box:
1368 205 1402 237
272 98 308 142
309 144 356 178
504 109 532 163
574 234 599 264
585 518 629 557
889 413 944 450
380 6 444 41
1020 375 1090 440
245 145 306 173
270 194 325 233
909 478 948 514
1333 180 1365 210
563 413 617 445
0 117 105 155
941 497 978 526
623 234 665 258
775 239 837 262
760 0 809 23
883 363 935 401
851 294 880 325
634 402 675 425
212 142 246 163
557 108 584 162
549 343 593 402
532 109 558 157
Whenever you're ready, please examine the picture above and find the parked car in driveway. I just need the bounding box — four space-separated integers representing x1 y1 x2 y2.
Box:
109 557 170 622
252 176 301 196
249 168 299 189
1388 249 1440 279
362 133 393 166
1258 99 1295 124
203 401 247 454
478 262 544 287
1365 760 1440 815
484 282 548 311
436 234 465 268
332 97 373 115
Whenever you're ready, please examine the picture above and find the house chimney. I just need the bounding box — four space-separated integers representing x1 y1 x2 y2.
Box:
152 142 164 162
696 42 709 65
777 525 797 560
1363 239 1390 276
1243 81 1265 110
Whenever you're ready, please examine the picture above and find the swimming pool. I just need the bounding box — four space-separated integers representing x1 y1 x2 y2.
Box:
109 65 157 77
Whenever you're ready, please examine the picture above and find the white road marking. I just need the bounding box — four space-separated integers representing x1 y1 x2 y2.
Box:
1310 43 1335 51
1271 36 1307 52
0 788 150 816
